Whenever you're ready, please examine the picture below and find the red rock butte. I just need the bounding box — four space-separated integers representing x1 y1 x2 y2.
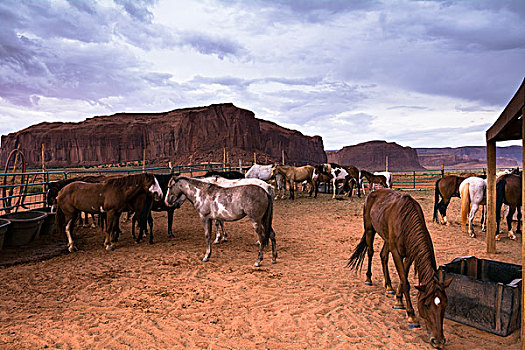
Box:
0 103 327 168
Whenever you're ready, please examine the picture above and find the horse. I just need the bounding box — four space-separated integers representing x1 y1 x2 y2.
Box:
459 177 486 238
348 189 452 348
359 170 388 191
496 173 522 241
316 163 361 199
245 163 274 180
272 165 316 200
47 175 109 227
56 173 163 252
312 168 333 194
432 175 467 225
131 173 182 245
203 170 244 179
373 171 392 188
200 176 275 244
164 176 277 267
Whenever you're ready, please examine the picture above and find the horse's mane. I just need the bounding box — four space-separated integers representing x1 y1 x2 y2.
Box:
106 173 152 188
397 196 438 292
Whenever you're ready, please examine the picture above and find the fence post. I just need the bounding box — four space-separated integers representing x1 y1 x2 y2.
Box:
413 171 416 189
441 163 444 178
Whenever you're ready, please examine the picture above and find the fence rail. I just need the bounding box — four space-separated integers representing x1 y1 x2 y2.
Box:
0 163 492 214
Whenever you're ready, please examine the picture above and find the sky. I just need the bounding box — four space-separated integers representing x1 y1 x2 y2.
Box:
0 0 524 150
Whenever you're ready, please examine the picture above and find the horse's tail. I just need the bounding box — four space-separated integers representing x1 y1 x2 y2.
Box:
460 182 470 232
261 193 274 247
347 231 368 270
55 206 65 238
496 178 506 224
433 179 441 223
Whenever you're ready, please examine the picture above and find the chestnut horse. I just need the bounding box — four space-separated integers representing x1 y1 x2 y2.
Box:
348 189 452 348
496 173 522 240
432 175 467 225
56 173 163 252
272 165 316 200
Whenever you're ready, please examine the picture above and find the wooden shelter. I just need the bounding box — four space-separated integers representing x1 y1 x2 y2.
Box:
485 77 525 342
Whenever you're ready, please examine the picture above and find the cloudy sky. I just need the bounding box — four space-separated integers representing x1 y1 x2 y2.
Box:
1 0 524 150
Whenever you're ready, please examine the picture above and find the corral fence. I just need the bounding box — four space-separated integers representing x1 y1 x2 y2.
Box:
0 162 238 214
0 162 499 214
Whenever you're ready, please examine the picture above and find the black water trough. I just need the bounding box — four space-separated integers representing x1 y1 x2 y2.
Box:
29 207 56 236
0 211 47 247
0 218 11 249
438 256 521 336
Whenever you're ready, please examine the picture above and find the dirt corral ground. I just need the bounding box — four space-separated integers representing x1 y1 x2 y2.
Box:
0 189 521 349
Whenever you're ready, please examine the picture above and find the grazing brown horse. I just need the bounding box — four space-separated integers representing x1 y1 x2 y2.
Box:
433 175 467 225
348 189 452 348
359 170 388 191
272 165 316 200
56 173 163 252
496 173 522 240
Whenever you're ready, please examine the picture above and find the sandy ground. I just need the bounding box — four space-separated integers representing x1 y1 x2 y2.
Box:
0 189 521 349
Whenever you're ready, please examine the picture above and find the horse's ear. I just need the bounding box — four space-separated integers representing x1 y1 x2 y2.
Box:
443 277 453 288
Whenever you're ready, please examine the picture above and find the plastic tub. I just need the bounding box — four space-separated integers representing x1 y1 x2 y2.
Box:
1 211 47 247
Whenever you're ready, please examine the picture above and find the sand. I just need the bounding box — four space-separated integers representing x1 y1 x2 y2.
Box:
0 189 521 349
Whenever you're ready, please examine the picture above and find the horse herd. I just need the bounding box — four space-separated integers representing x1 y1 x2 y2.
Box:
45 163 522 349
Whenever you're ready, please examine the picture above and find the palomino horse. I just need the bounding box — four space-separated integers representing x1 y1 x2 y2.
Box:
56 173 163 252
459 177 486 238
272 165 316 200
200 176 275 244
316 163 361 199
433 175 468 225
496 173 522 241
165 176 277 267
359 170 388 191
348 189 452 348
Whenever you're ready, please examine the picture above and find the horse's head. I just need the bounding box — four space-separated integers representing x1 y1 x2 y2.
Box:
46 182 60 209
146 174 163 201
415 277 453 349
165 176 186 208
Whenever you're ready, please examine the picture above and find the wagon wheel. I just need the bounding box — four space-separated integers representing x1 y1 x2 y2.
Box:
2 148 27 213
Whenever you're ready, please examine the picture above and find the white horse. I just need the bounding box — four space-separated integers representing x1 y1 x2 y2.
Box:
459 177 486 238
201 176 274 244
245 164 274 181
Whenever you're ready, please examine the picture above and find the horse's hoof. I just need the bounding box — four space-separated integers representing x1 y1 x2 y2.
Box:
202 257 209 262
149 241 154 245
255 241 261 246
408 323 420 329
213 240 220 245
68 246 77 253
105 246 114 251
168 234 175 239
364 281 372 286
469 233 476 238
271 259 277 264
254 261 261 267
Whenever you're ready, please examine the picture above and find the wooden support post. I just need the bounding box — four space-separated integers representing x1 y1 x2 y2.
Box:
385 156 389 172
522 109 525 346
41 144 46 204
239 159 242 172
254 152 256 165
142 149 146 170
441 163 444 178
282 150 285 165
486 140 497 254
223 147 226 166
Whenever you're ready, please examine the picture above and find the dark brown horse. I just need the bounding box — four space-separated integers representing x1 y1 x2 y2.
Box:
433 175 467 225
496 173 522 240
348 189 452 348
56 173 163 251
